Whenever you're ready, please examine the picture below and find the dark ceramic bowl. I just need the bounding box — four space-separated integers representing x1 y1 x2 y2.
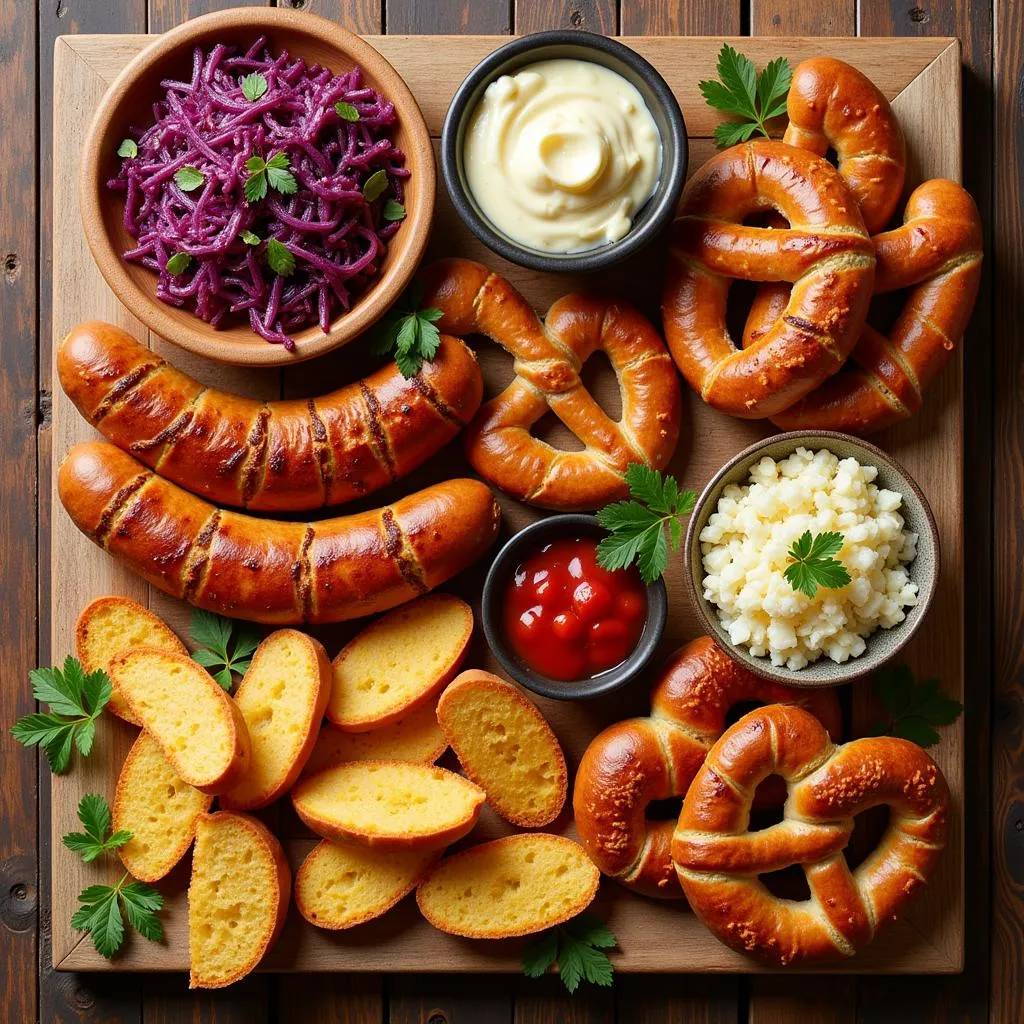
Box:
684 431 940 688
481 514 667 700
440 31 687 273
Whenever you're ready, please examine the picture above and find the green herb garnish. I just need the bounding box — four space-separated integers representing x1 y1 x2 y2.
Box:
370 280 443 378
189 609 261 691
165 252 191 276
116 138 138 159
362 168 389 203
596 464 696 584
72 875 164 960
266 237 296 277
382 199 406 222
522 914 617 994
62 793 132 863
867 664 963 747
174 166 204 192
783 530 851 599
240 230 261 246
699 44 792 148
244 152 297 203
10 657 112 773
241 72 268 103
334 100 360 121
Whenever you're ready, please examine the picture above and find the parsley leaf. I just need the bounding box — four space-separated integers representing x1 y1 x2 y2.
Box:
189 609 261 691
165 252 191 276
783 530 851 599
265 152 298 195
116 138 138 159
174 166 204 192
867 664 963 747
699 44 792 149
244 152 295 204
241 71 268 103
362 168 389 203
10 656 111 773
62 793 133 864
266 237 296 277
334 100 360 121
382 199 406 222
595 464 696 584
521 915 617 994
71 873 164 960
370 281 444 378
240 230 261 246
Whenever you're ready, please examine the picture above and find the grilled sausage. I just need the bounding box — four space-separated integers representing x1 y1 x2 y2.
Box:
58 322 483 511
58 441 501 625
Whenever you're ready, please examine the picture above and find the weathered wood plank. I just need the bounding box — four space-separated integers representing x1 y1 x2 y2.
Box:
620 0 742 35
290 0 382 33
749 0 854 35
386 0 512 34
515 0 615 34
615 976 739 1023
389 975 514 1024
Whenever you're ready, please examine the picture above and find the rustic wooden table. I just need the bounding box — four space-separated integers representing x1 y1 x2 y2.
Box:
2 0 1017 1021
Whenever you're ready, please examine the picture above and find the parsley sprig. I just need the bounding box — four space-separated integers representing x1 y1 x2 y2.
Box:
370 281 444 378
62 793 132 863
783 530 852 599
596 464 696 584
699 44 792 148
522 915 617 994
189 609 261 691
868 664 963 747
244 152 297 204
10 657 111 773
241 72 268 103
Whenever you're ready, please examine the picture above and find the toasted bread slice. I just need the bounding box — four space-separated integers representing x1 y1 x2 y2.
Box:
301 704 447 778
76 596 187 724
295 839 438 930
188 811 290 989
110 648 251 795
113 731 212 882
291 760 484 849
416 834 600 939
327 594 472 730
437 670 567 827
221 630 332 810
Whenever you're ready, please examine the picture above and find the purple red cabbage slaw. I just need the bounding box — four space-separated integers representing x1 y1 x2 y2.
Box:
108 37 409 350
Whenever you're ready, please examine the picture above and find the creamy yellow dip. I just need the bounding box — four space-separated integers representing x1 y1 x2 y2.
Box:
462 59 662 253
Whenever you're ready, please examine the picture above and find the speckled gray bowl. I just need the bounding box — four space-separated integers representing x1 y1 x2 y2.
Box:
684 431 939 688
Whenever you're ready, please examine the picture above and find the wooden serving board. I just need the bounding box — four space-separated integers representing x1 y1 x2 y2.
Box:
51 33 964 974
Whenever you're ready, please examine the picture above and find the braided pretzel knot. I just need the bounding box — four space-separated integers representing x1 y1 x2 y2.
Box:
672 704 950 965
662 139 875 419
421 258 681 511
572 637 841 899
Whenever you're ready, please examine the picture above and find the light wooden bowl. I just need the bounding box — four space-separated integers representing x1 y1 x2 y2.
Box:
79 7 435 367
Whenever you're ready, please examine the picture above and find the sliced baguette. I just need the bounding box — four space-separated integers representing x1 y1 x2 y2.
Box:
76 596 187 724
188 811 290 989
437 670 567 827
416 834 600 939
291 760 484 849
301 703 447 778
295 839 438 930
327 594 472 730
110 648 251 795
221 630 332 810
113 731 212 882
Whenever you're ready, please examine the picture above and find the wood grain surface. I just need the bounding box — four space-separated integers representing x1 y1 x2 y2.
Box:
4 0 1014 1021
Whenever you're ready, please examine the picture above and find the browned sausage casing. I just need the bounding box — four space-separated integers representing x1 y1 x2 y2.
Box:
58 441 501 625
58 322 483 511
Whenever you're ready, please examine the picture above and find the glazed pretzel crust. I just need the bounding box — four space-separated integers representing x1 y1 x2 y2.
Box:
672 704 950 966
662 139 875 419
572 637 841 899
420 259 681 511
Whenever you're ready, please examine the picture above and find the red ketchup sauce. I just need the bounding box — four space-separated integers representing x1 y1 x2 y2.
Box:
503 536 648 681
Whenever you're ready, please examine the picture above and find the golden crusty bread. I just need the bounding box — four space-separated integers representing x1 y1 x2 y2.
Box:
75 596 187 724
416 834 600 938
291 760 484 849
188 811 290 989
327 594 473 730
112 731 212 882
295 840 438 930
301 703 447 778
110 648 251 795
221 630 332 811
437 670 567 827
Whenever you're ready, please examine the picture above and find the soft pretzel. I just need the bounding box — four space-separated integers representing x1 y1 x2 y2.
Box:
672 704 950 965
420 258 681 511
662 139 875 419
571 637 841 899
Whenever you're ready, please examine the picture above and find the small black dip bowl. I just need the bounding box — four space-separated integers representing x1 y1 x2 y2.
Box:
480 514 668 701
440 30 688 274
